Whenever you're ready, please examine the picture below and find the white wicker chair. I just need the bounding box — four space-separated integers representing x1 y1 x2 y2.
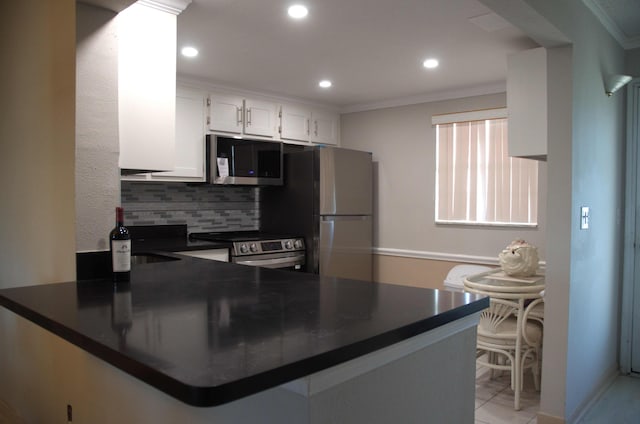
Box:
476 296 543 410
524 296 545 327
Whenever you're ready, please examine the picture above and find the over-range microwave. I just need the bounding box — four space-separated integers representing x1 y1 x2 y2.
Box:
206 135 283 186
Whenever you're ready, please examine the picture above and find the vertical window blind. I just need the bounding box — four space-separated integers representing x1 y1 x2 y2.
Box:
435 115 538 226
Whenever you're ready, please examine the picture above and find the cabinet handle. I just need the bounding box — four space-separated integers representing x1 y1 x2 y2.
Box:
246 108 252 126
236 107 242 125
307 119 310 135
314 121 318 136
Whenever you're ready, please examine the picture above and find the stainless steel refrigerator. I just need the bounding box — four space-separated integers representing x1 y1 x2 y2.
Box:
261 146 373 281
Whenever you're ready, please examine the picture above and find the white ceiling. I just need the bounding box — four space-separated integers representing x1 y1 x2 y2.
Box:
176 0 538 110
84 0 639 111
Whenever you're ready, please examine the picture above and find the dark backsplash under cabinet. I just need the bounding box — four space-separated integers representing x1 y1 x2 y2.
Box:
121 181 260 233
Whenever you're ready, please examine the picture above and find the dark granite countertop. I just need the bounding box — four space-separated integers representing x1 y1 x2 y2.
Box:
76 225 231 280
0 256 488 407
128 224 230 253
132 236 230 253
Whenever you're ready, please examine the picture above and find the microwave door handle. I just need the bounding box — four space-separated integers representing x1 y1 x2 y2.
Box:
231 145 236 176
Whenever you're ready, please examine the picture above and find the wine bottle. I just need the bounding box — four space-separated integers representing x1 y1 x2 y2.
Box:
110 206 131 282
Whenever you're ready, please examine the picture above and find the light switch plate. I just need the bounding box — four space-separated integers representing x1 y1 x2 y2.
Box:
580 206 589 230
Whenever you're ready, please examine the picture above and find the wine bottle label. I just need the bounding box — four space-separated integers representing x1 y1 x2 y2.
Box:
112 240 131 272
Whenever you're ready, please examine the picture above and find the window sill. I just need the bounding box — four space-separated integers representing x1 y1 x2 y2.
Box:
435 220 538 229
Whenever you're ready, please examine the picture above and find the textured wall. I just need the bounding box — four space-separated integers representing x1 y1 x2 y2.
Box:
121 182 260 233
76 4 121 252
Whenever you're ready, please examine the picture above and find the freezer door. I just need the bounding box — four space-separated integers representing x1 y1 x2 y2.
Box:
319 215 372 281
319 148 372 215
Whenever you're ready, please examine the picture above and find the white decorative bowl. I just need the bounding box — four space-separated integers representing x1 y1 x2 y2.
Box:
498 240 539 277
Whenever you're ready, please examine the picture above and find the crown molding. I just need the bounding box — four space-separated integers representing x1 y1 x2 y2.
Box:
582 0 640 50
340 82 506 114
176 75 342 112
137 0 191 15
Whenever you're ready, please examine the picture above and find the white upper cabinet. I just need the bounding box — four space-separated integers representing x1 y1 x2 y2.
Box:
507 47 547 160
280 105 339 145
208 94 277 138
244 98 278 137
123 86 207 182
152 87 206 181
209 94 243 134
117 2 177 172
280 104 311 141
310 110 339 145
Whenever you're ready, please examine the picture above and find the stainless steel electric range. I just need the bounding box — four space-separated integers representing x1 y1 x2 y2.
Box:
189 231 305 271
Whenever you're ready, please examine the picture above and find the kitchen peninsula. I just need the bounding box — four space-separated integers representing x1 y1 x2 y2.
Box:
0 255 487 423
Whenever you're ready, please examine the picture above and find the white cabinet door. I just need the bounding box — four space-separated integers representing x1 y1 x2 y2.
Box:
507 47 547 160
150 88 206 181
123 87 207 182
209 94 243 134
280 105 311 142
310 110 339 145
117 2 176 172
244 99 276 138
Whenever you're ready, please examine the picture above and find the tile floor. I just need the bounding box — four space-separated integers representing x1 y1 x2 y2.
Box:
474 366 540 424
475 368 640 424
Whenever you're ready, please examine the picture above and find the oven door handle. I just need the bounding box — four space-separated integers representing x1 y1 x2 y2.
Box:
235 255 305 268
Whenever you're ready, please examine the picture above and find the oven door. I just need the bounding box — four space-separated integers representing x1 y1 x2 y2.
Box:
232 252 305 271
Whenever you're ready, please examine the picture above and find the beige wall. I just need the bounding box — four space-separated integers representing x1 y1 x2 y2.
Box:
0 0 77 421
0 0 76 288
340 93 547 286
374 255 477 290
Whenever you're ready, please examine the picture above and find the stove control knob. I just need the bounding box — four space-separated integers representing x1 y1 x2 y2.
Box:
294 239 303 249
239 244 249 254
284 240 293 249
250 243 258 252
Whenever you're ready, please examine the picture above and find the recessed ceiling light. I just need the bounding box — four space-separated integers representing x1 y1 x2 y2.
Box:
423 58 439 69
319 80 332 88
181 46 199 58
288 4 308 19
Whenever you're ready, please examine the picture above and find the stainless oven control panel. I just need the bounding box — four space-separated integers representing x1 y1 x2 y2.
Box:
232 238 305 256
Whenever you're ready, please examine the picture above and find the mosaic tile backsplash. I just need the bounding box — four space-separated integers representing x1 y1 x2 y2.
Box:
121 181 259 233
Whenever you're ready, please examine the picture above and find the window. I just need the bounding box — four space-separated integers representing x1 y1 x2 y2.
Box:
434 109 538 226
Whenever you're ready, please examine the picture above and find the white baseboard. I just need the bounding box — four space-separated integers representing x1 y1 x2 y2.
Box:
374 247 498 265
566 366 620 424
536 411 565 424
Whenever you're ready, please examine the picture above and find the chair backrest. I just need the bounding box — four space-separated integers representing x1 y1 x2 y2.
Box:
479 297 519 334
443 264 494 290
